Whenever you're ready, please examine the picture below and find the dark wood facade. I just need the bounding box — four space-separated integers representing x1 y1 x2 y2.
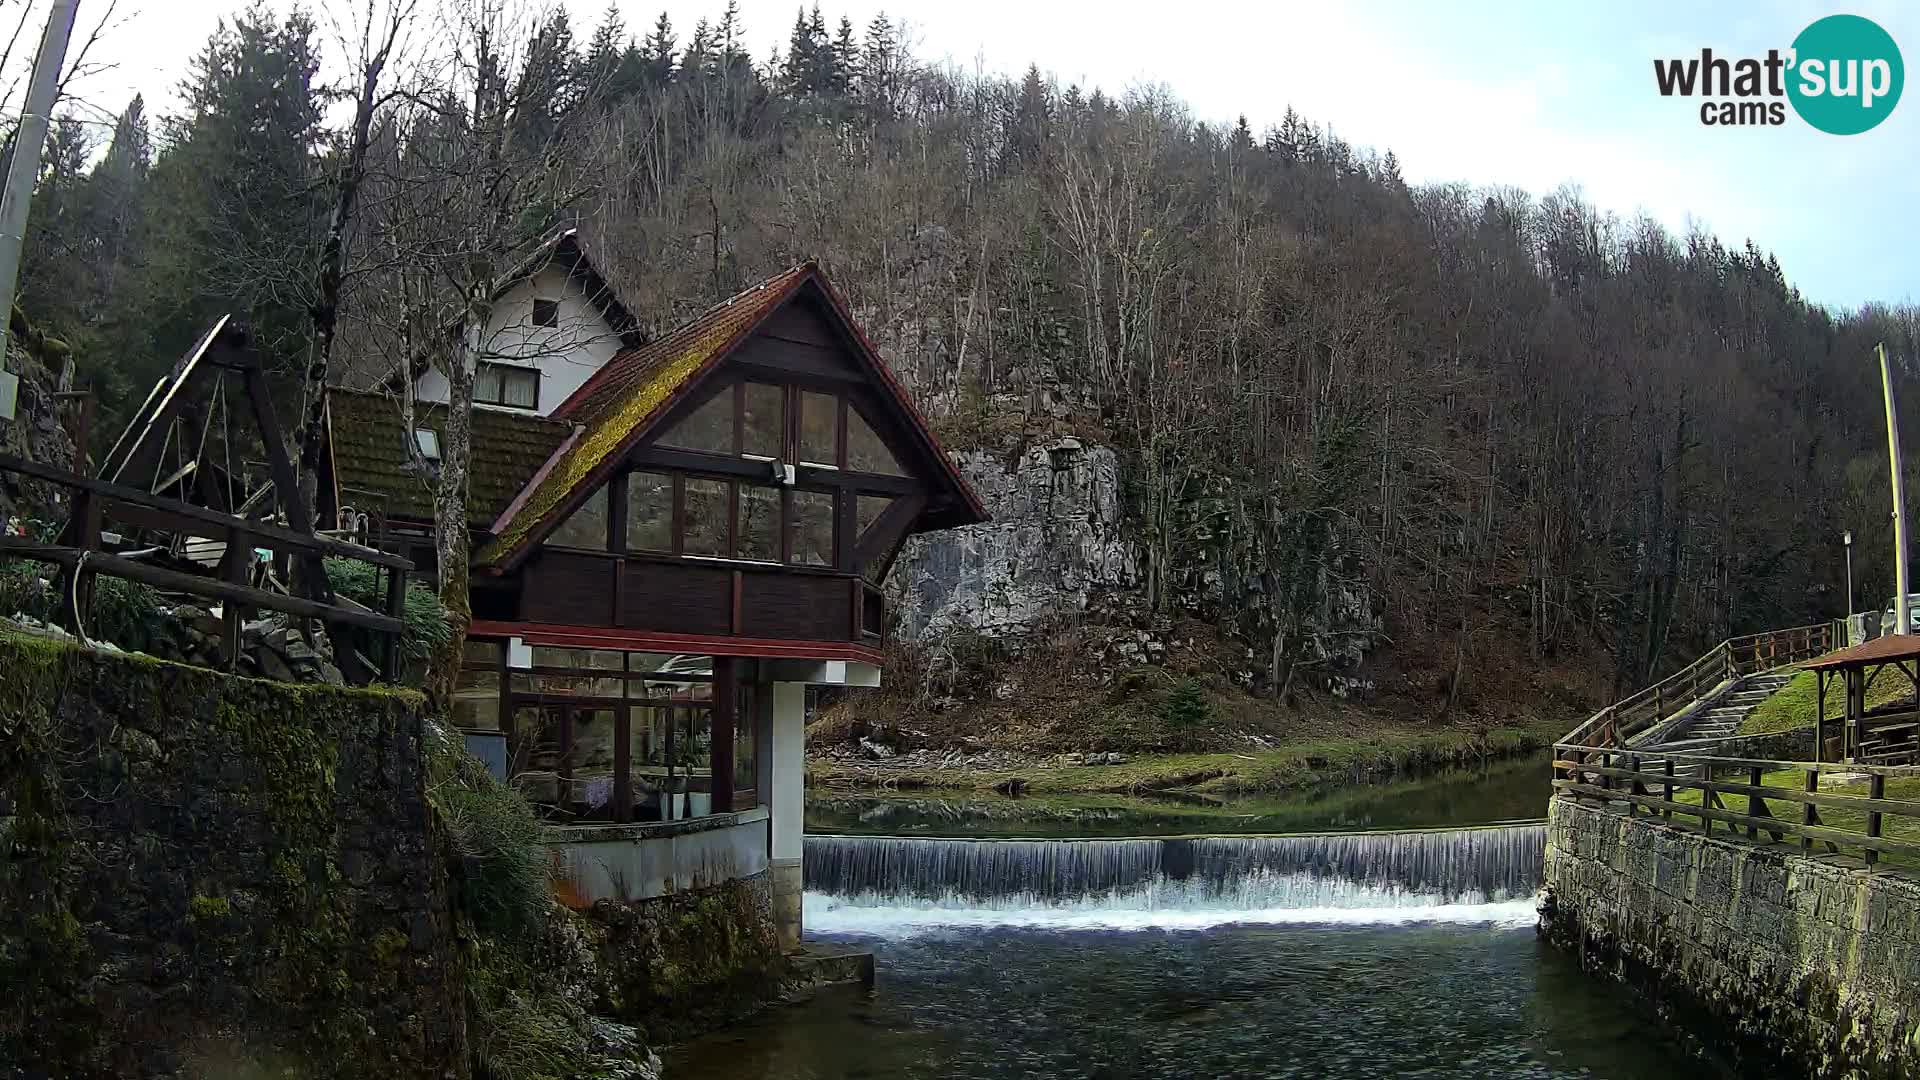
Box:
481 290 949 656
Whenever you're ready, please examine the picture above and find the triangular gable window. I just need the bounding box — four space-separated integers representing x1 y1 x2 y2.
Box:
846 407 907 477
658 390 732 454
547 485 610 549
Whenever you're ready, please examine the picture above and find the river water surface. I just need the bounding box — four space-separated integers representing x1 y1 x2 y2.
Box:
669 912 1729 1079
671 762 1755 1078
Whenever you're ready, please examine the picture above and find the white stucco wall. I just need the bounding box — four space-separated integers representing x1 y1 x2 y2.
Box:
548 808 772 903
413 264 623 417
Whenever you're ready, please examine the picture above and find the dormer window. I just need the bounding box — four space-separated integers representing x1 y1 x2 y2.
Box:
531 298 560 328
413 427 441 463
475 361 539 410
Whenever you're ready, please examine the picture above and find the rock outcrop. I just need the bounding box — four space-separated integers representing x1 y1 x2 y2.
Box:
891 437 1136 639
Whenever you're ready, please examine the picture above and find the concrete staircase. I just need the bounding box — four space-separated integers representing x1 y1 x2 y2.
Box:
1677 671 1799 743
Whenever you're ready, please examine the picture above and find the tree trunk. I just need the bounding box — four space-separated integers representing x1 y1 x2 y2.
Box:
425 290 487 709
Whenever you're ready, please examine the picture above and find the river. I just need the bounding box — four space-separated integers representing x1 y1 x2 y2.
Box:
668 760 1755 1078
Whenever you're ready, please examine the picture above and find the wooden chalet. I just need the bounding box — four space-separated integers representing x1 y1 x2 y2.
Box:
318 238 986 943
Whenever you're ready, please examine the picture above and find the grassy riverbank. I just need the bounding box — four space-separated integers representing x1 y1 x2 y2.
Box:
808 714 1566 797
1741 668 1913 735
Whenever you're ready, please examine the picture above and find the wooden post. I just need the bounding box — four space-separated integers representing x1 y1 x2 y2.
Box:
382 561 406 681
1627 754 1640 817
558 706 574 814
218 524 246 670
1664 757 1675 822
1747 765 1763 841
1802 768 1818 854
1867 772 1885 870
613 701 632 823
1816 670 1826 764
1701 762 1714 836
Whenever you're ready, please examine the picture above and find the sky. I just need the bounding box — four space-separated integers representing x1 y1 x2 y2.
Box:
21 0 1920 310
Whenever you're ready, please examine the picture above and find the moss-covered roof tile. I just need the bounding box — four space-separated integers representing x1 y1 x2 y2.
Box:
328 388 570 524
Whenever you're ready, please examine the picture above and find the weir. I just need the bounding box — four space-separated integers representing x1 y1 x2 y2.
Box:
803 823 1545 919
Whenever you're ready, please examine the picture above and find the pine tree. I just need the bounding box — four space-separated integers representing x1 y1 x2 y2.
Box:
782 7 815 93
1007 64 1050 166
832 16 857 96
642 12 676 86
859 12 898 121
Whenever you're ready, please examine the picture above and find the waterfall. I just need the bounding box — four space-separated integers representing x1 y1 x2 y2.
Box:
804 825 1545 934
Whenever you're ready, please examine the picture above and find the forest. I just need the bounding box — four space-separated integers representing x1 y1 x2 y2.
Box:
8 0 1920 714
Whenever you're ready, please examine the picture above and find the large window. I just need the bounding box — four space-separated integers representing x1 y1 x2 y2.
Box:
683 478 729 557
458 645 756 825
626 471 673 552
799 391 838 466
475 361 539 409
743 383 783 458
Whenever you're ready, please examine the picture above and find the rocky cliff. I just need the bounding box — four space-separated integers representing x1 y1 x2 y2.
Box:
892 437 1137 640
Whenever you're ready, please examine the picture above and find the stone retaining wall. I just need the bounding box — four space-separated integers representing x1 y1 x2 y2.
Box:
1543 797 1920 1078
0 632 465 1079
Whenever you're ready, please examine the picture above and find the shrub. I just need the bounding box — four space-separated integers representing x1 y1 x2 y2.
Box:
0 557 172 653
425 724 550 939
1160 677 1213 729
324 557 451 670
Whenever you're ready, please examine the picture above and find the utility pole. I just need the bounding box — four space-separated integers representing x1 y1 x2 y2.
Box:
1844 529 1855 622
1881 342 1911 636
0 0 81 416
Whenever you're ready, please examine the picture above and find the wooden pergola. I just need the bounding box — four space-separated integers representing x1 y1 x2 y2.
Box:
1803 634 1920 765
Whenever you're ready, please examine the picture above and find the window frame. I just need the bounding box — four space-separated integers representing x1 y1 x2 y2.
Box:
474 360 541 411
531 297 561 328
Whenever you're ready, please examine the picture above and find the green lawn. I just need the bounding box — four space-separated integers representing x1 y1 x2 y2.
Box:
1740 668 1914 735
1663 766 1920 867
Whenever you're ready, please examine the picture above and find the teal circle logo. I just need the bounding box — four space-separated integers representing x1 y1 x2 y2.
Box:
1788 15 1903 134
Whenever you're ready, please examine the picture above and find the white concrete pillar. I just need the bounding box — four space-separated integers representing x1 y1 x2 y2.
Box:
768 681 806 950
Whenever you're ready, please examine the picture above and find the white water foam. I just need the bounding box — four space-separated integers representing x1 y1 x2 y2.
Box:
805 891 1539 936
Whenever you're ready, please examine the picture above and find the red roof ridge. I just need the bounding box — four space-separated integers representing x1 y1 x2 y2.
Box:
550 262 816 421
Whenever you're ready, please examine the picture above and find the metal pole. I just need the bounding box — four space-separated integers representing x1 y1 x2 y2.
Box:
0 0 81 395
1881 342 1911 637
1845 530 1855 625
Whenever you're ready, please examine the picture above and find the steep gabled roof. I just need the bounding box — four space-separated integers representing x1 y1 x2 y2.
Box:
473 261 988 570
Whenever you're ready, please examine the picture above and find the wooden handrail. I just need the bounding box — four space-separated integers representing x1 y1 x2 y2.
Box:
1552 744 1920 868
0 451 414 680
1561 622 1835 750
0 451 409 569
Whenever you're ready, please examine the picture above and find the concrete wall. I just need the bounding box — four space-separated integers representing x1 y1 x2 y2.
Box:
769 681 806 950
414 265 623 417
0 632 466 1080
549 808 770 903
1543 797 1920 1079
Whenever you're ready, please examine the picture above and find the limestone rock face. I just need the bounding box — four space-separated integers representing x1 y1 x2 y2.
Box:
891 437 1137 639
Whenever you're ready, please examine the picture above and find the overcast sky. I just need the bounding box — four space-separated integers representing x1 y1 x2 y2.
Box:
28 0 1920 310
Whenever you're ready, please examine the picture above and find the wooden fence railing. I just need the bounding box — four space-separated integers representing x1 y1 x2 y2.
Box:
1552 746 1920 869
1560 621 1841 750
0 450 411 681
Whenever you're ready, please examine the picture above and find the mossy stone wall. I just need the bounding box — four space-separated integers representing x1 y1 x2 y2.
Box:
0 633 468 1079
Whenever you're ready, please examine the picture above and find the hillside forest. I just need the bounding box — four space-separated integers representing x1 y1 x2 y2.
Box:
6 0 1920 745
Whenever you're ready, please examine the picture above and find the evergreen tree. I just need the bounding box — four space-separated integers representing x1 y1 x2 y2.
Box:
642 12 677 86
147 3 326 376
